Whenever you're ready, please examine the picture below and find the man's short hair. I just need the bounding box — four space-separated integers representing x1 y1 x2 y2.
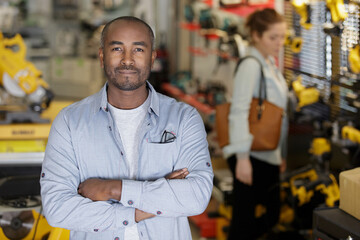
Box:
100 16 155 50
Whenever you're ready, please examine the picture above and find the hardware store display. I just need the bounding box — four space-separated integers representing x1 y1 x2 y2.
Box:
1 0 360 239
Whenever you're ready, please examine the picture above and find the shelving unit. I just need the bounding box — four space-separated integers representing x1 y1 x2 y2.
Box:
162 83 215 115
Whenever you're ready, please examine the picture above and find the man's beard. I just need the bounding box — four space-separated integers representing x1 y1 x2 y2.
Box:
104 64 150 91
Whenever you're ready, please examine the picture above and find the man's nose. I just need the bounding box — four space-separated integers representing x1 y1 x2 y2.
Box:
121 51 134 65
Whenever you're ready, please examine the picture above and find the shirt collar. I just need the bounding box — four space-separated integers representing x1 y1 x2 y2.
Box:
95 81 160 116
248 46 275 67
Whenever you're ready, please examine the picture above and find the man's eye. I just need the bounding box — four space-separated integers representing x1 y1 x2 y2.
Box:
135 48 144 52
112 47 122 51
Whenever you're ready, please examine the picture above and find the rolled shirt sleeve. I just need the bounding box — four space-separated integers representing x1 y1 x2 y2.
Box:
41 110 136 232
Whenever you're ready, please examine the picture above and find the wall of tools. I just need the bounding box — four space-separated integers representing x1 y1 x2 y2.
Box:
285 0 360 170
166 0 360 168
165 0 360 239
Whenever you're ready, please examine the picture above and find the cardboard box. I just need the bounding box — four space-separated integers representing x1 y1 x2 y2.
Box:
339 167 360 220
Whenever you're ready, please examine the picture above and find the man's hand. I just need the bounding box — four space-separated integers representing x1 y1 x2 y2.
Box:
135 168 189 222
135 209 155 223
78 169 189 222
78 179 122 201
235 157 253 186
165 168 189 179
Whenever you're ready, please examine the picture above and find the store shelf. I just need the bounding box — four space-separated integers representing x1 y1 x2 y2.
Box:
188 46 240 63
180 22 202 31
0 152 45 165
162 83 215 115
0 101 73 140
203 0 274 17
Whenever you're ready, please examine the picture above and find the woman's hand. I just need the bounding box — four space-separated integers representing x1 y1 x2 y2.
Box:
235 157 253 186
280 158 287 173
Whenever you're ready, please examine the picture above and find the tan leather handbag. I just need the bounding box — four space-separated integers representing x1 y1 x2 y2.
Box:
215 56 283 150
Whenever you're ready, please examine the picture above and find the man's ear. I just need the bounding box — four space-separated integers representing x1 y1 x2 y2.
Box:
99 48 104 68
150 50 157 68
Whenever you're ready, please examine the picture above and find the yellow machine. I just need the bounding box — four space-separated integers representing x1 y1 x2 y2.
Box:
292 76 320 110
0 209 69 240
0 32 54 124
291 0 313 30
348 45 360 74
282 166 340 208
0 35 71 238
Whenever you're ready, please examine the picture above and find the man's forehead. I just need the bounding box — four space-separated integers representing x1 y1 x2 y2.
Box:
109 19 147 32
106 20 150 40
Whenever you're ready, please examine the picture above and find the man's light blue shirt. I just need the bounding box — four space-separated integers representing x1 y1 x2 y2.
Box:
40 82 214 240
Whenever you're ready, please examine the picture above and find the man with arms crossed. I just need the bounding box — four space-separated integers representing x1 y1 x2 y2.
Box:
40 16 213 240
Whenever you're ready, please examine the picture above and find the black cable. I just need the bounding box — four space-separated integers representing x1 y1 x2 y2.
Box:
32 204 43 240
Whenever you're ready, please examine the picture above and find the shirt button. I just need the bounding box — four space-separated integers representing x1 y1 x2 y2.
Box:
114 237 119 240
121 151 124 156
206 162 211 167
94 229 99 232
128 200 133 205
41 172 45 178
123 220 128 226
157 211 162 215
108 126 112 131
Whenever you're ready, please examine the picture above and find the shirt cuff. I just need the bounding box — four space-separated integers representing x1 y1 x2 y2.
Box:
236 152 249 161
120 179 143 209
222 138 253 158
114 203 136 228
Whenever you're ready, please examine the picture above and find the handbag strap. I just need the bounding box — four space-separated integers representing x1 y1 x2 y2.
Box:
234 56 266 119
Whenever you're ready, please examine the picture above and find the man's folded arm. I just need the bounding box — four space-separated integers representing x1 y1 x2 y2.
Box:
120 109 214 218
41 114 138 232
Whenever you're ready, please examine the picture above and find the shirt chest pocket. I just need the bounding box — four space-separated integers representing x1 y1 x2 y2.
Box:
140 141 177 180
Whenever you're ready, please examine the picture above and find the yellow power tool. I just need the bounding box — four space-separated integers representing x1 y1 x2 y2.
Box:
291 0 312 30
283 166 339 207
342 126 360 143
326 0 347 24
285 30 303 53
0 32 54 124
348 45 360 74
292 76 320 111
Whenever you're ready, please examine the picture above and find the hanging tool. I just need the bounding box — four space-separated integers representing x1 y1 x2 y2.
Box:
292 76 320 111
348 45 360 74
326 0 347 24
285 30 303 53
291 0 313 30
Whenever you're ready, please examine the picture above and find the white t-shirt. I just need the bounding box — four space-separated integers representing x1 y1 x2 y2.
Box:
108 96 150 239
